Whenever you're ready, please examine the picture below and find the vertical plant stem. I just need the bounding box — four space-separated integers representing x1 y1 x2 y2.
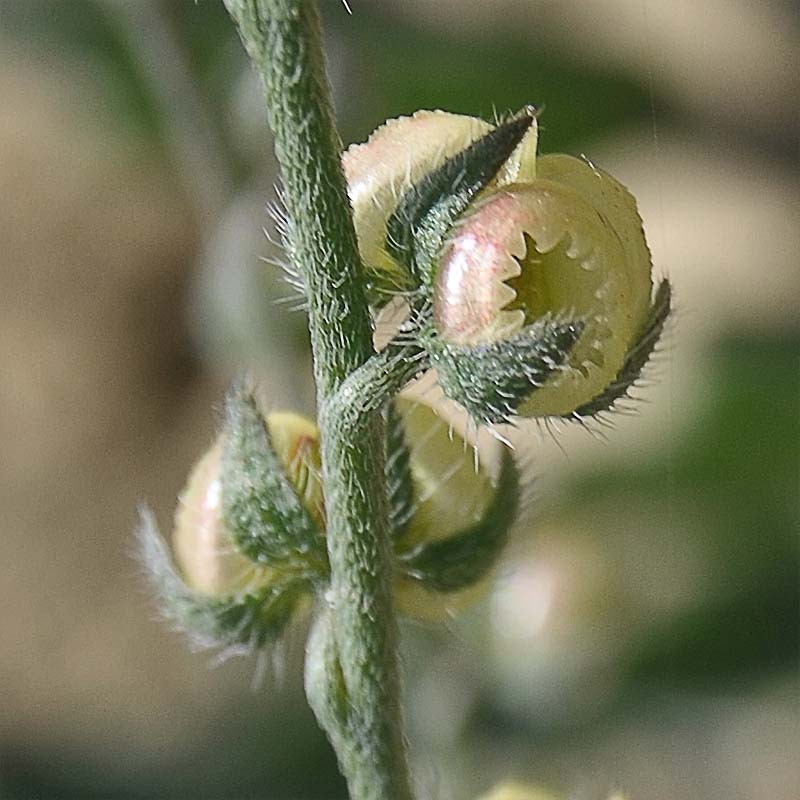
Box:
222 2 413 798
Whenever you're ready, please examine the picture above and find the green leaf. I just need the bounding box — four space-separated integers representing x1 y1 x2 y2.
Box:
397 450 520 592
429 317 584 425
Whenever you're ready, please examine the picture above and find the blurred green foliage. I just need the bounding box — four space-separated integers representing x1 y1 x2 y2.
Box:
1 0 230 138
3 0 657 173
622 334 800 683
325 7 655 154
2 692 348 799
459 334 799 740
564 332 797 686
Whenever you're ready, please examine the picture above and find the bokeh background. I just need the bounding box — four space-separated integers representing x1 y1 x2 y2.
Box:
1 1 798 798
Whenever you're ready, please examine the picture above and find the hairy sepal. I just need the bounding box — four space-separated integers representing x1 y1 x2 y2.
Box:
571 278 671 417
397 449 519 593
428 317 585 425
138 509 306 651
385 107 539 286
221 383 327 575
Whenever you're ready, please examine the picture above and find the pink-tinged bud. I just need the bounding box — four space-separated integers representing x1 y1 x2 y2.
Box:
434 154 655 417
344 109 662 419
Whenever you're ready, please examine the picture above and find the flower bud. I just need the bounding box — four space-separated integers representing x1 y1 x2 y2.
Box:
173 437 259 598
433 153 656 416
345 109 668 422
392 397 520 620
476 783 559 800
343 111 494 295
172 389 519 622
476 782 628 800
173 410 323 598
395 397 498 547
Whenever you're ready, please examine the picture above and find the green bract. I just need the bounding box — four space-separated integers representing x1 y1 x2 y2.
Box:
139 403 324 651
391 396 519 620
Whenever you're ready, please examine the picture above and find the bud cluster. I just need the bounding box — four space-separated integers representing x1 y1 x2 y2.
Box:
143 106 668 653
344 108 670 424
141 385 519 650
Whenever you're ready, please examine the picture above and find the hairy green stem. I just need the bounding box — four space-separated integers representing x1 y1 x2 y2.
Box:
222 1 413 797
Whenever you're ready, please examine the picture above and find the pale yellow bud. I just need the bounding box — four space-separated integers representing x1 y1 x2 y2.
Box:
343 111 493 292
476 781 560 800
172 412 323 598
393 397 507 620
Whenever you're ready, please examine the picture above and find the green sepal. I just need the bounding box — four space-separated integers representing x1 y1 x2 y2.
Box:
138 508 307 651
385 107 539 285
385 401 415 538
396 450 519 592
221 383 327 575
428 317 584 425
571 278 671 418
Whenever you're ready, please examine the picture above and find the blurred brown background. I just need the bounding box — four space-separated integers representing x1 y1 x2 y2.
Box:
1 1 798 798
